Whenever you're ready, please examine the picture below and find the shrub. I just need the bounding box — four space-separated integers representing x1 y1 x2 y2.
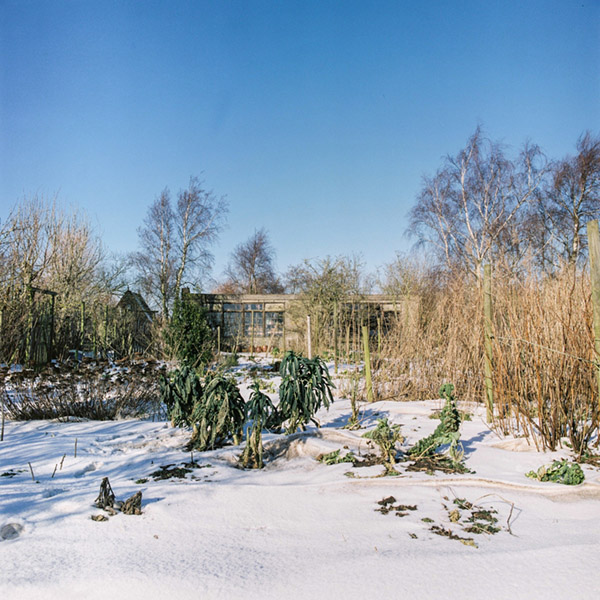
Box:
2 359 165 421
165 297 214 367
277 351 334 434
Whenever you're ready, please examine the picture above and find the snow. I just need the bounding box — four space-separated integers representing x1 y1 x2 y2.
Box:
1 364 600 600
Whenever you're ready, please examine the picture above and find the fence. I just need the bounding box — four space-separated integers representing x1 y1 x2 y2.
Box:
0 293 154 365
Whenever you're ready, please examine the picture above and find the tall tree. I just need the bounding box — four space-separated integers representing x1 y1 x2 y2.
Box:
133 177 227 319
409 127 547 282
544 132 600 266
223 228 282 293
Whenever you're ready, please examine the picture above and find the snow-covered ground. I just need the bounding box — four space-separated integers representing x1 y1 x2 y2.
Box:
1 363 599 600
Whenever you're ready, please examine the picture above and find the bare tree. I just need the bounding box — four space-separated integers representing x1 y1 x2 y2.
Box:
133 189 176 319
133 177 227 319
409 127 547 282
223 228 282 294
284 254 371 353
175 178 228 294
543 132 600 266
0 195 106 362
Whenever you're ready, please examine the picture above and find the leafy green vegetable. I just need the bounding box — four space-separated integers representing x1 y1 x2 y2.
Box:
362 417 403 474
526 460 585 485
190 373 246 451
277 351 334 434
160 366 203 427
318 449 356 465
408 383 462 459
240 381 277 469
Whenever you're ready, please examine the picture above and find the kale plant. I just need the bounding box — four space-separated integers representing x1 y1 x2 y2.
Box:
241 381 277 469
190 372 246 451
277 351 334 434
160 366 203 427
526 460 585 485
362 417 404 474
408 383 462 460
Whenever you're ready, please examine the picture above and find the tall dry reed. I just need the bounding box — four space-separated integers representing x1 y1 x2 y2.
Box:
377 266 599 455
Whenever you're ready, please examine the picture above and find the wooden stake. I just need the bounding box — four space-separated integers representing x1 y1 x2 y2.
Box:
333 301 339 374
28 462 35 482
587 220 600 414
1 390 5 442
362 325 374 402
483 263 494 422
306 316 312 359
74 438 78 458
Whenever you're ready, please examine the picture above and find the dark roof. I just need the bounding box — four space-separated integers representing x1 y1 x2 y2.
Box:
117 290 154 321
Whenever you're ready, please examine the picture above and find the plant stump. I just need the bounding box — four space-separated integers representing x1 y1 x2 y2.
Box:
94 477 115 509
121 491 142 515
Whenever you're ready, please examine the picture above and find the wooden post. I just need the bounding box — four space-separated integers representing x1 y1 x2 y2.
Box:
333 301 339 374
483 263 494 421
1 389 5 442
80 301 85 360
250 311 254 354
345 324 350 362
48 293 56 362
217 326 221 356
362 325 374 402
307 315 312 359
103 305 109 359
587 220 600 413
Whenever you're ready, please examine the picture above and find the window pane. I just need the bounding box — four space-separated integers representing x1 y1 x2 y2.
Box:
265 312 283 335
224 303 242 311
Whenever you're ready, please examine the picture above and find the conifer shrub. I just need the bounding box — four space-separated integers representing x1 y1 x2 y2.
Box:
165 297 214 367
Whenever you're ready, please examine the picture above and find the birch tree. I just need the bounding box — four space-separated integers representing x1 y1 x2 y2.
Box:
224 228 283 293
409 127 547 282
133 177 227 319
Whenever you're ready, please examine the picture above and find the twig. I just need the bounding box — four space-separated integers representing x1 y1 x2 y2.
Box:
1 390 5 442
28 461 35 481
59 454 66 470
506 500 515 536
471 492 519 537
494 336 599 367
52 463 58 478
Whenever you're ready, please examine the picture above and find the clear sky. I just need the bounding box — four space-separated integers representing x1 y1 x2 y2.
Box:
1 0 599 287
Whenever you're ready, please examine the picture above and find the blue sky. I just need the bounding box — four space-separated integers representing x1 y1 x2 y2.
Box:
1 0 599 287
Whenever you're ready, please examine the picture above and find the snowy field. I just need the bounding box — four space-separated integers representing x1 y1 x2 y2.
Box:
1 363 599 600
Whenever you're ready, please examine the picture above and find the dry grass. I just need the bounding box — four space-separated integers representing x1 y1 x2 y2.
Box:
377 266 599 455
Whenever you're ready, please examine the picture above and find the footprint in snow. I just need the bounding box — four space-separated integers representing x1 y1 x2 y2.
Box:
42 488 68 498
1 523 24 541
73 462 101 478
